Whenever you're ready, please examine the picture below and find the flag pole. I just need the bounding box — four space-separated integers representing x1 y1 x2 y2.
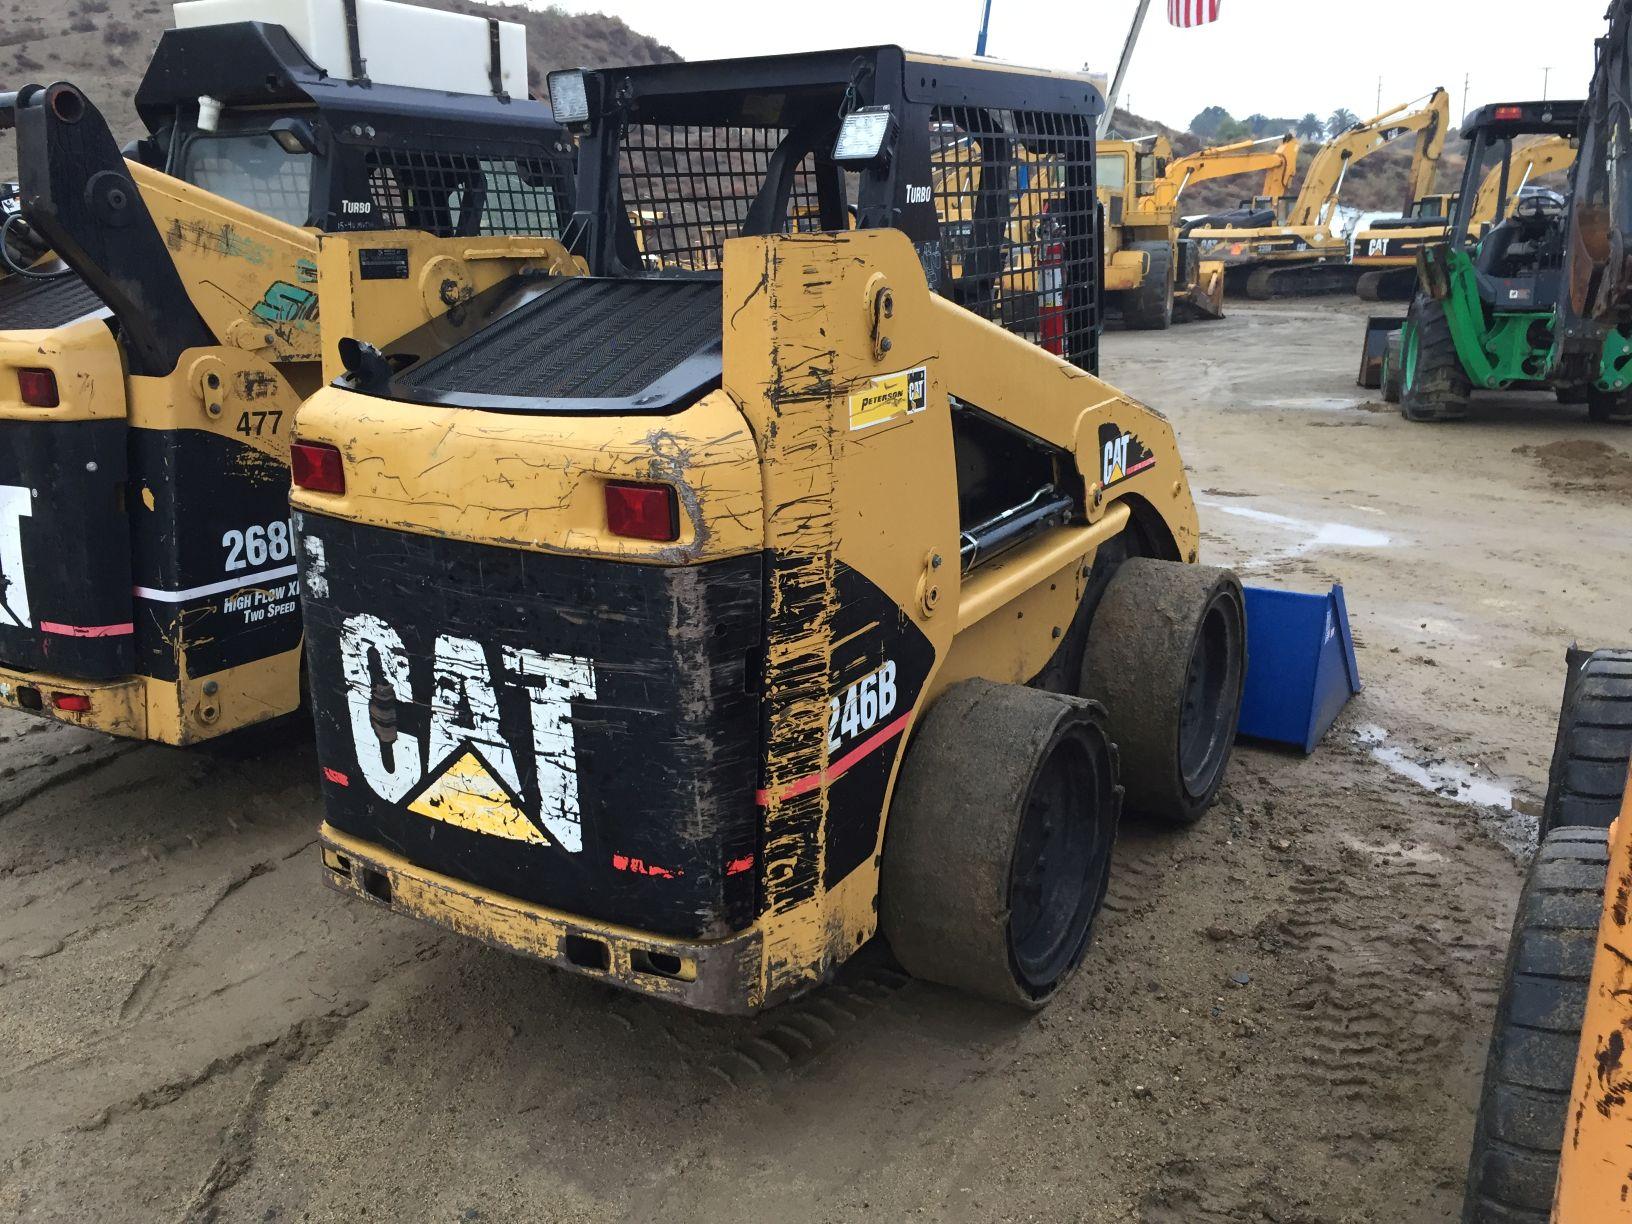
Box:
1099 0 1154 138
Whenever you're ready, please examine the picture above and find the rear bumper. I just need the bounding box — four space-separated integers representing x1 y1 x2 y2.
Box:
319 823 772 1014
0 667 146 737
0 645 301 743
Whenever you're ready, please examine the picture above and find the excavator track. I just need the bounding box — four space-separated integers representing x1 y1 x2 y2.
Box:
1243 262 1368 300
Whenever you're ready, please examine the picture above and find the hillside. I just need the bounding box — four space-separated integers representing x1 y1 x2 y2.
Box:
0 0 676 176
1109 105 1468 221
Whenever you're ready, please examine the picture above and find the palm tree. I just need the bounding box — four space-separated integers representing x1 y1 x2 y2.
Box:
1326 108 1360 138
1296 112 1325 140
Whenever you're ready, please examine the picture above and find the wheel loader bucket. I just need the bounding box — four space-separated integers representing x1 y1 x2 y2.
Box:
1173 258 1226 322
1357 315 1405 388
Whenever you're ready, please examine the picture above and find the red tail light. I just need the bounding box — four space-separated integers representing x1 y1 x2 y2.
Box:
1493 105 1524 121
291 440 345 494
51 692 91 712
604 480 678 542
17 367 58 407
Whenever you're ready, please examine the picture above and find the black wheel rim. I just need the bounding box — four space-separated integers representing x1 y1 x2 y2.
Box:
1177 589 1245 800
1007 733 1114 993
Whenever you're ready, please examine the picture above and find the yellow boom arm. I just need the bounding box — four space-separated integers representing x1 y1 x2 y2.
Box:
1469 135 1578 227
1154 133 1300 209
1289 88 1451 228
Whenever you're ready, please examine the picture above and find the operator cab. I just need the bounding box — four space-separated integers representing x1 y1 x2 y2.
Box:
1450 101 1583 310
124 21 574 237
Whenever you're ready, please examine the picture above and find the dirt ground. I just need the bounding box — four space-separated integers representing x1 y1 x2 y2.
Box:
3 297 1629 1223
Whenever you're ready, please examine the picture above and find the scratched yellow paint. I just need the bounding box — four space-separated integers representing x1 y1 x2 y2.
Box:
408 750 546 845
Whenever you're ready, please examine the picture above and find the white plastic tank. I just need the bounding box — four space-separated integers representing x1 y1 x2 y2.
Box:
172 0 528 98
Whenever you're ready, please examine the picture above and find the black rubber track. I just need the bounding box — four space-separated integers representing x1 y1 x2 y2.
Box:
879 679 1121 1010
1462 826 1607 1224
1400 293 1471 421
1541 649 1632 837
1079 559 1245 826
1122 240 1174 331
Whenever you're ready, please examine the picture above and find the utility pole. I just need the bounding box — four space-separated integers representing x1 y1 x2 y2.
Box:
1541 66 1552 100
974 0 994 56
1376 75 1383 114
1461 73 1470 127
1099 0 1153 138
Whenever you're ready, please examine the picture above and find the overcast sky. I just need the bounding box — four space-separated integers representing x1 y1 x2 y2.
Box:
553 0 1604 131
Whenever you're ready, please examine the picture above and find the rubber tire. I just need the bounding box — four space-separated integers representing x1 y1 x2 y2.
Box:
1553 384 1589 406
1079 559 1246 825
880 679 1121 1010
1587 385 1632 424
1541 649 1632 837
1400 294 1471 422
1122 240 1174 331
1356 270 1387 302
1462 826 1607 1224
1382 333 1404 404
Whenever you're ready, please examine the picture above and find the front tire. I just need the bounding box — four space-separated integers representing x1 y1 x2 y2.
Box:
881 680 1121 1010
1382 333 1404 404
1079 559 1246 825
1462 826 1606 1224
1587 385 1632 424
1122 241 1174 331
1541 649 1632 837
1400 294 1471 422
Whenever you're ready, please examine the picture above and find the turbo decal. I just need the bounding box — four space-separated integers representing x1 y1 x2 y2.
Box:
335 611 597 853
0 484 32 628
848 366 928 430
1098 422 1156 488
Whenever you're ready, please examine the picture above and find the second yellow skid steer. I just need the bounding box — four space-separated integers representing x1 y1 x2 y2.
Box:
295 48 1247 1014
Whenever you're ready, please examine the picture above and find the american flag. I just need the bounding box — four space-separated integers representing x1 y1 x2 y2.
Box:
1168 0 1221 26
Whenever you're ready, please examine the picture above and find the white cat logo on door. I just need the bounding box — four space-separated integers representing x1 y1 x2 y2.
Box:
0 484 32 628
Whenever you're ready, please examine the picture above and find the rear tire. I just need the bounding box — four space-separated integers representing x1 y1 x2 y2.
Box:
1462 826 1607 1224
1122 241 1173 331
1587 385 1632 424
1553 384 1589 406
1382 333 1404 404
1079 559 1246 825
1541 649 1632 837
1400 294 1471 422
880 679 1121 1010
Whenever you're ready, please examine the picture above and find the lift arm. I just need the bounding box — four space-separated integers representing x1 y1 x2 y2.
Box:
1287 87 1450 229
1154 132 1299 209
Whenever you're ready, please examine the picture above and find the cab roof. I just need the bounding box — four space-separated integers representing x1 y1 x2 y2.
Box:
1461 99 1584 139
578 46 1104 117
134 21 562 138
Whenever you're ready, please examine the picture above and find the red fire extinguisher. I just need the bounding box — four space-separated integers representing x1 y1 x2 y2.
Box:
1039 238 1066 357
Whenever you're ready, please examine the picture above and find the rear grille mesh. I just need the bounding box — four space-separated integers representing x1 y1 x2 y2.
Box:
400 278 721 401
0 271 104 331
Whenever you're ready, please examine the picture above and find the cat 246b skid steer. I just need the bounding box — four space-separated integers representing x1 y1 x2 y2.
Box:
295 49 1246 1013
0 1 574 744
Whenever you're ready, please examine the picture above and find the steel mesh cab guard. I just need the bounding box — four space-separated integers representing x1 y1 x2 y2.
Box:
298 48 1222 1014
0 20 575 744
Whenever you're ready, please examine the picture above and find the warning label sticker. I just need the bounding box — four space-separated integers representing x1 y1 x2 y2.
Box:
848 366 928 431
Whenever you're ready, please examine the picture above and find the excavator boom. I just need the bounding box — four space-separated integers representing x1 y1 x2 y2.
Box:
1469 135 1577 228
1155 133 1299 210
1289 88 1451 227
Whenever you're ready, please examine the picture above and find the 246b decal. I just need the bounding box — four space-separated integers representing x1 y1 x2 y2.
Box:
827 659 898 752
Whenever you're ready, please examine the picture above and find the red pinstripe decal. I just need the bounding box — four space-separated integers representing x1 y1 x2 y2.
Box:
755 711 912 806
39 620 134 638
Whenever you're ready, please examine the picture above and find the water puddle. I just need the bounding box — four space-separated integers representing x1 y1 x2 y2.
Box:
1353 724 1514 811
1352 723 1542 859
1198 500 1393 568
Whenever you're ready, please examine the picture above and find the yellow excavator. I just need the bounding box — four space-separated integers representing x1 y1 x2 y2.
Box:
1099 131 1299 326
1152 131 1299 210
1186 89 1451 299
1352 135 1577 300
